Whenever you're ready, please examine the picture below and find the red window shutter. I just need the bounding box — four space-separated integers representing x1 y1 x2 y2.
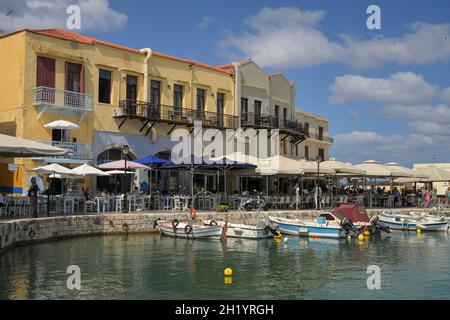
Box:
36 56 55 88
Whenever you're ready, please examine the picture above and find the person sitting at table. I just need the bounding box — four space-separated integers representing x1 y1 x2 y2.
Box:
393 187 401 206
132 187 141 195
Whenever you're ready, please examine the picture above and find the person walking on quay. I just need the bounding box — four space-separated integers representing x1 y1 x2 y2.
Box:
28 177 40 218
314 184 322 210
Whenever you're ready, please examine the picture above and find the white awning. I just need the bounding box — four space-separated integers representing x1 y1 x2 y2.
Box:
44 120 80 129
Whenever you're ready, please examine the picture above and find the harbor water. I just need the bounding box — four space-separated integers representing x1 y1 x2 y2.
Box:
1 232 450 299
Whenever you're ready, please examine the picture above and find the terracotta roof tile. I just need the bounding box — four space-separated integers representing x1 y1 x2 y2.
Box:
22 28 232 74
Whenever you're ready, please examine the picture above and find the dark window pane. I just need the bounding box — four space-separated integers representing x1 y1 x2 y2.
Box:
174 84 183 112
98 69 111 104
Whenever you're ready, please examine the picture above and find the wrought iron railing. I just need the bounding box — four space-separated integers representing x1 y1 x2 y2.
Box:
33 86 92 111
306 132 334 143
37 141 92 160
241 112 278 128
116 100 238 129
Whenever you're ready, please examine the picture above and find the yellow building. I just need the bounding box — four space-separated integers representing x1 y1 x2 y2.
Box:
0 28 236 194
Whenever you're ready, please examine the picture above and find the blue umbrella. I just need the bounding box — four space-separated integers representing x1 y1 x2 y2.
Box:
135 155 168 166
134 155 168 193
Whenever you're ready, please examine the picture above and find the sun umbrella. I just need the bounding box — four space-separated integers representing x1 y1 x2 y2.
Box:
396 166 450 183
104 170 134 175
354 160 405 177
72 163 110 176
135 155 168 166
0 134 68 158
385 162 425 178
44 120 80 129
97 160 149 170
321 158 366 175
32 163 74 176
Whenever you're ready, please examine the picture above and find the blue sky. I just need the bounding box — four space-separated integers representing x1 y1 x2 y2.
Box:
1 0 450 166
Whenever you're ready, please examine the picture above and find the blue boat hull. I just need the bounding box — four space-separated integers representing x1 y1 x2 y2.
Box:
270 218 346 239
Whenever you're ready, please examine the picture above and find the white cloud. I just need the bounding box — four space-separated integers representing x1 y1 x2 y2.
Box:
407 121 450 135
383 104 450 124
222 7 450 69
347 109 360 120
330 72 439 105
197 16 215 30
441 87 450 103
332 130 450 165
0 0 127 32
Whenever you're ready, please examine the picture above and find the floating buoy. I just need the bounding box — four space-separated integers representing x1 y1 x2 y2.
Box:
363 230 370 237
273 234 282 241
283 237 288 243
224 276 232 284
224 268 233 276
417 228 422 234
347 235 352 240
357 234 365 241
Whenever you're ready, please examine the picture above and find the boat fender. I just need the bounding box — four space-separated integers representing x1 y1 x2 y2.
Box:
172 219 180 228
153 218 161 229
209 220 218 226
190 207 197 220
122 223 129 233
184 224 193 234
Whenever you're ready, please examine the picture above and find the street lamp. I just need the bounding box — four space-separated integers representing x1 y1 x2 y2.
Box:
316 156 321 210
122 145 129 213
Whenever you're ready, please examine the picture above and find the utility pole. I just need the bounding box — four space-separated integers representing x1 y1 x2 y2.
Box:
6 9 14 33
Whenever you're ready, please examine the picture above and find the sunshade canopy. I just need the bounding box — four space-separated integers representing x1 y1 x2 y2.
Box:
385 162 424 178
354 160 407 177
44 120 80 129
396 166 450 183
135 155 168 166
103 170 134 175
32 163 74 176
72 163 110 176
321 158 366 175
97 160 149 170
0 134 68 158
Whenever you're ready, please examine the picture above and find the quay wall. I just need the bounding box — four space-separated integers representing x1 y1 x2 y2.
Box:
1 208 449 253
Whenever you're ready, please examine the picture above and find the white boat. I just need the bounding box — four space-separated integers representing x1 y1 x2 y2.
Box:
380 212 449 232
203 219 274 239
156 221 223 240
269 204 390 239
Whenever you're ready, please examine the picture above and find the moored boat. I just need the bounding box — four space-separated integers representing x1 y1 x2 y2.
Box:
380 212 449 232
156 220 223 240
203 219 275 239
269 204 390 239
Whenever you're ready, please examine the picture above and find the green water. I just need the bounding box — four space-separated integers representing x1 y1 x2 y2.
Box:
1 232 450 299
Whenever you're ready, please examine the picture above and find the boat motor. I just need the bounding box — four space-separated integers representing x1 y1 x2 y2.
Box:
264 220 279 235
369 215 391 233
340 217 357 235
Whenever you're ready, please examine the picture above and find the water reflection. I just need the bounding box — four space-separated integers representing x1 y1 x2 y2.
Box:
1 232 450 299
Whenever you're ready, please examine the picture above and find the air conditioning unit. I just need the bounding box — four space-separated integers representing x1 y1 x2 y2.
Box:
113 108 124 117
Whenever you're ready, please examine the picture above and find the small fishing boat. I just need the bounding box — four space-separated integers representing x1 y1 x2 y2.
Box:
203 219 275 239
156 220 223 240
380 212 449 232
269 204 390 239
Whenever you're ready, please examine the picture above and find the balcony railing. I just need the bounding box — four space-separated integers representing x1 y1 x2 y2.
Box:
115 100 238 129
37 141 92 160
306 132 334 143
33 86 93 111
241 112 278 128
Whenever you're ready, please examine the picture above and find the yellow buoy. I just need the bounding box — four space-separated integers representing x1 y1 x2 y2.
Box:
363 230 370 237
357 234 365 241
347 235 352 240
224 267 233 276
417 228 422 234
224 276 232 284
273 234 282 241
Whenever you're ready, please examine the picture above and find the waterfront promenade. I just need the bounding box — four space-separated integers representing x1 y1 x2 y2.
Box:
1 208 449 253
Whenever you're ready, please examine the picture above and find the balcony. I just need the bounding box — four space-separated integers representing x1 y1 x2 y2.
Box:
306 132 334 143
33 86 92 122
114 100 238 132
241 112 278 129
32 141 93 164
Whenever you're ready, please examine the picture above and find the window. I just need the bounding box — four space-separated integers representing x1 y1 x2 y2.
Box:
217 93 224 126
241 98 248 122
295 144 299 156
36 56 55 88
66 63 82 93
150 80 161 106
304 122 310 136
318 126 324 141
98 69 111 104
126 75 137 101
196 88 205 117
305 145 309 160
318 148 325 161
254 100 262 124
274 105 279 127
173 84 183 112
